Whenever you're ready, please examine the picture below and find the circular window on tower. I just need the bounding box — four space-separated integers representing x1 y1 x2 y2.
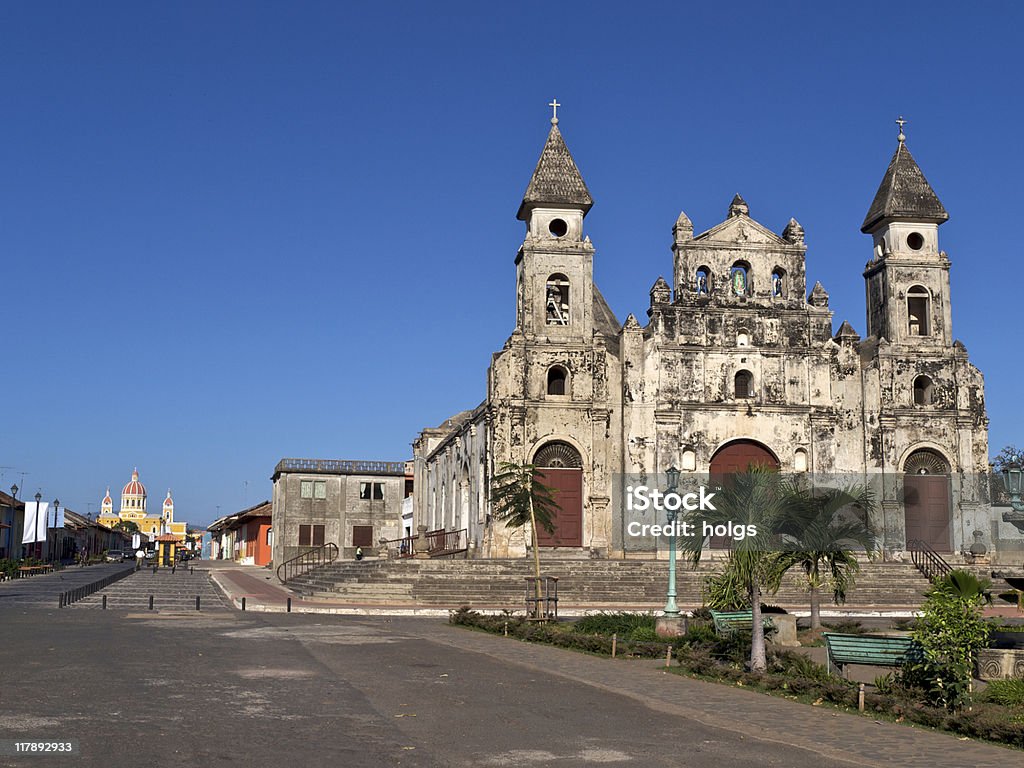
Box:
907 232 924 250
548 218 568 238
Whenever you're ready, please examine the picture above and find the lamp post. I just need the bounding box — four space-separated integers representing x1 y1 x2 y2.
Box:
34 492 42 561
661 465 682 619
52 498 60 566
8 484 17 559
1002 458 1024 531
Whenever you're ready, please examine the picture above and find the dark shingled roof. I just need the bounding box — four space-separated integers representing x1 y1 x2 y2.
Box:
862 141 948 233
517 124 593 220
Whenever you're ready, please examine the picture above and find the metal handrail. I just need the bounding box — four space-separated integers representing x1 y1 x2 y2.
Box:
907 538 952 582
276 542 339 584
381 528 468 558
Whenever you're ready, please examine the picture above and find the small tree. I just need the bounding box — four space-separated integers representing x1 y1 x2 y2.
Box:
772 484 878 630
113 519 139 534
683 466 794 672
991 444 1023 473
901 570 991 711
489 462 559 618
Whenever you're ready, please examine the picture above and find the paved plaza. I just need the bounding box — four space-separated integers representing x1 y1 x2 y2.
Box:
0 574 1018 768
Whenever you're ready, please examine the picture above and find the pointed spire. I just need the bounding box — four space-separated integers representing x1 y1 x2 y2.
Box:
782 217 805 245
728 194 749 218
861 126 948 233
517 116 593 221
649 276 671 306
834 321 861 343
673 211 693 244
809 281 829 308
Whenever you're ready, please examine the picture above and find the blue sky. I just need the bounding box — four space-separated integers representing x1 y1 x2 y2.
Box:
1 2 1019 527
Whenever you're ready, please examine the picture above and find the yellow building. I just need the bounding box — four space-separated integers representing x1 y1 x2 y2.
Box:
97 468 188 541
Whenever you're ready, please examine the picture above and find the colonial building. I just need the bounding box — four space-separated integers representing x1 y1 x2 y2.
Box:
97 468 188 542
414 115 1019 561
270 458 411 565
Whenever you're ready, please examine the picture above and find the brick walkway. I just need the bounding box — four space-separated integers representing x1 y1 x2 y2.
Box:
404 620 1016 768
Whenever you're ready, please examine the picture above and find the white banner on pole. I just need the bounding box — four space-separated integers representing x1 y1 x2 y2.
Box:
37 502 49 543
21 502 38 545
21 502 48 544
132 533 141 550
54 506 65 528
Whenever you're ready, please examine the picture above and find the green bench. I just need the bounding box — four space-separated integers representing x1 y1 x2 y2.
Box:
822 632 917 677
710 609 773 634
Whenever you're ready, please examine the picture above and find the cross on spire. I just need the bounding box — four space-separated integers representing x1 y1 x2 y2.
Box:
896 115 907 143
549 98 561 125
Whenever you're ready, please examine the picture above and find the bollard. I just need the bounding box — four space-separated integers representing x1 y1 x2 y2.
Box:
190 567 194 576
58 593 64 609
665 645 673 668
504 621 508 637
241 596 246 611
858 683 865 712
102 595 107 610
287 597 292 613
152 566 157 575
196 595 201 611
149 595 154 610
172 566 176 575
611 633 617 659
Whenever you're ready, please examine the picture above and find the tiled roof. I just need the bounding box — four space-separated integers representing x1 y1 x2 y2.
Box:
517 123 593 220
862 141 948 232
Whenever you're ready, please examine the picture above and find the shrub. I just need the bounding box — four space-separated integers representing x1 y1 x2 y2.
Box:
689 606 713 621
823 619 865 634
572 612 655 636
900 586 990 711
703 567 749 611
982 678 1024 707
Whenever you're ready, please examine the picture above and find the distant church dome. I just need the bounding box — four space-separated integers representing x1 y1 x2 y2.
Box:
122 468 146 498
163 490 173 508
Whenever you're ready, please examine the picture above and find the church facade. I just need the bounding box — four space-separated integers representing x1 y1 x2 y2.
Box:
413 117 1019 561
97 468 188 543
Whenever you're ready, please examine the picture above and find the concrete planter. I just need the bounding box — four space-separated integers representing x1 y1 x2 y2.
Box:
766 614 800 647
977 648 1024 680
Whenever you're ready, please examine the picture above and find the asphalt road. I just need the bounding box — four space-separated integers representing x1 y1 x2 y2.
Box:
0 609 1013 768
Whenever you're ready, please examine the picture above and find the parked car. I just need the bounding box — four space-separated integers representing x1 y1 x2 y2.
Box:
105 550 125 563
144 550 157 561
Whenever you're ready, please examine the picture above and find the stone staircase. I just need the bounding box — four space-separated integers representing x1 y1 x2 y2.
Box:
286 558 934 611
73 567 232 611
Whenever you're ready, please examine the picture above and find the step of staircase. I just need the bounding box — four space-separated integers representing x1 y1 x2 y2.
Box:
74 569 232 611
283 558 935 609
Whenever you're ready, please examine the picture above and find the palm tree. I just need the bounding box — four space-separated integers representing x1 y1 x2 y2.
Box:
489 462 559 618
683 466 794 672
113 519 139 534
772 484 877 630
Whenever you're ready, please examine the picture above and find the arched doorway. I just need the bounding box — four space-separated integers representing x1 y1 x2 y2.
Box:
903 449 952 552
709 440 779 476
533 441 583 547
708 440 780 548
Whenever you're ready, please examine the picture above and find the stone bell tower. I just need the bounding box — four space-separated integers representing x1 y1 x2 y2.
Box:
513 102 596 341
861 119 952 347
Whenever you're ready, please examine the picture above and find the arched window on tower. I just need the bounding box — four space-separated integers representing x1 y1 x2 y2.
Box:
907 286 930 337
547 365 568 396
730 262 750 296
695 267 710 296
913 375 934 406
734 370 753 399
546 274 570 326
771 268 786 298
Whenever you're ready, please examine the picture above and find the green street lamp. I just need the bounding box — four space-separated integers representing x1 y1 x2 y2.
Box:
1002 458 1024 529
1003 459 1023 508
662 465 682 619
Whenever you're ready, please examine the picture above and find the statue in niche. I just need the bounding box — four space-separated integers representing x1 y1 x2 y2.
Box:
731 268 747 296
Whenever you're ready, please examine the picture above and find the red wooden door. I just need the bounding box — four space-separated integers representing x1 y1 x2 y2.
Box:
904 475 951 552
708 441 779 548
535 469 583 547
